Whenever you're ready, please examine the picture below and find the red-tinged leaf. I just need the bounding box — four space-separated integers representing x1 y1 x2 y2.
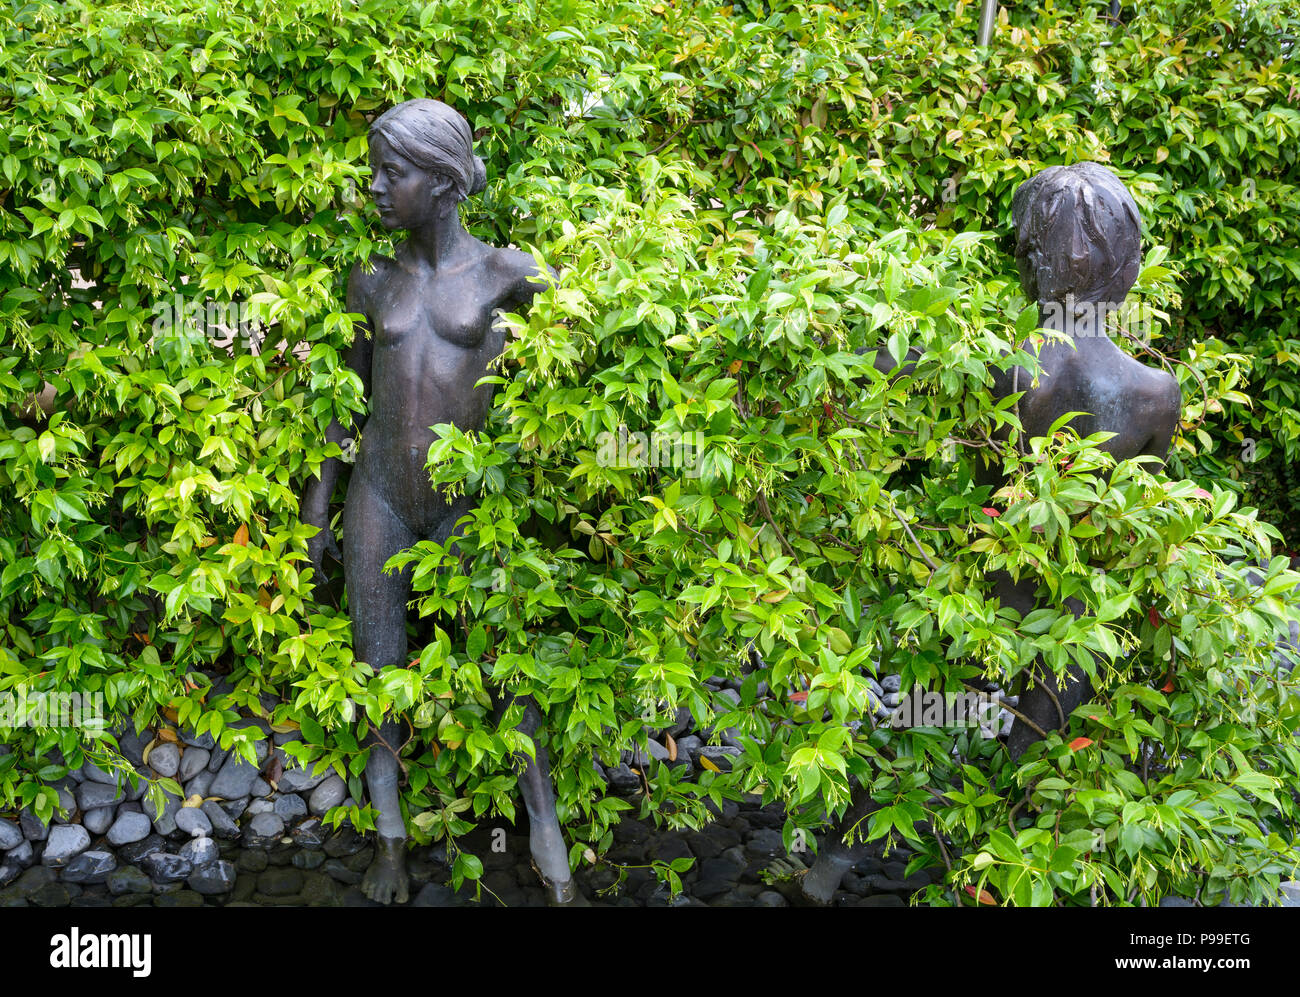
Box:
264 754 284 789
788 691 808 704
982 507 1000 517
1068 736 1093 751
1148 607 1161 627
1192 487 1211 500
1160 678 1175 693
233 523 249 546
965 885 996 905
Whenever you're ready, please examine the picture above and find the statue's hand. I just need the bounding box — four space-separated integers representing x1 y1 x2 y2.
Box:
300 482 342 594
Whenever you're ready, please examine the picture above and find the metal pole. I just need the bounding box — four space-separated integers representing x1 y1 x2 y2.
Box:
978 0 998 47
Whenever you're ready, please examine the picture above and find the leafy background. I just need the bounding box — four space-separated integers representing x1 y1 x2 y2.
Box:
1 0 1299 904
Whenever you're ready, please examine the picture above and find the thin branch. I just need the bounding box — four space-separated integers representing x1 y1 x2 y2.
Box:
891 502 939 574
1038 678 1067 731
962 681 1050 740
755 489 797 561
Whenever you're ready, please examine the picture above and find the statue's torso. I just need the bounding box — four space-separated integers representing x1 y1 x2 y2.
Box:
354 251 509 534
993 334 1181 463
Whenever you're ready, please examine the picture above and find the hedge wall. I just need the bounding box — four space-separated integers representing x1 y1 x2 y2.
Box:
1 0 1298 904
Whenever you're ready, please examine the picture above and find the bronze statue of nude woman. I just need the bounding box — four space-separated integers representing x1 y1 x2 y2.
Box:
801 161 1182 903
300 98 579 904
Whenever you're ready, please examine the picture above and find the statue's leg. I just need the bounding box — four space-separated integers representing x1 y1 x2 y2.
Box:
343 473 418 904
1006 595 1091 760
499 695 586 905
801 783 879 904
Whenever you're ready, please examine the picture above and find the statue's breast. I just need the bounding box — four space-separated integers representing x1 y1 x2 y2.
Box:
369 268 496 352
372 301 490 352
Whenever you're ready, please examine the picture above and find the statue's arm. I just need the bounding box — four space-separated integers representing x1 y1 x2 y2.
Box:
1140 371 1183 462
499 247 556 312
300 262 377 590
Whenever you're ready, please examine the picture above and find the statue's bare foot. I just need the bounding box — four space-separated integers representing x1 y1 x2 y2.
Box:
534 863 590 906
529 821 586 905
361 836 409 904
800 848 855 905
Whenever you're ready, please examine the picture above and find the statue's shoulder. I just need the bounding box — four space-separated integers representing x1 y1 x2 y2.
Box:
486 244 545 280
346 254 396 311
485 244 555 304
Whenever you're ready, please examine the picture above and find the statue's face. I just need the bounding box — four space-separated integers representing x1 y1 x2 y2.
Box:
1015 245 1041 303
368 134 453 231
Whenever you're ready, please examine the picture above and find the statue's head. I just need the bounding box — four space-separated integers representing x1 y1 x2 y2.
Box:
1012 162 1141 308
366 98 487 230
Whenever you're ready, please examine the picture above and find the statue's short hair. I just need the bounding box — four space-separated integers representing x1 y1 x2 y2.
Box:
1012 162 1142 305
368 98 487 202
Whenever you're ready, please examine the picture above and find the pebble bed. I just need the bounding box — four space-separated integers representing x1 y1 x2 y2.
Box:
1 655 1297 907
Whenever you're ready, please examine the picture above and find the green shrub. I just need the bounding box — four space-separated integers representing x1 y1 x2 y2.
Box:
1 0 1297 904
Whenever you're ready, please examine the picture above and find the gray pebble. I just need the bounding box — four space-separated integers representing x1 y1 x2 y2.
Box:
206 746 228 774
184 770 213 799
248 812 284 838
106 811 152 847
142 851 191 884
126 769 148 802
80 760 121 786
273 794 308 820
106 864 152 896
245 799 275 816
175 807 212 838
61 850 116 884
220 798 248 821
116 731 149 767
188 859 236 895
41 824 90 867
309 775 346 815
697 745 742 771
606 763 641 794
148 742 180 778
675 735 702 758
290 818 328 849
209 753 259 800
0 819 20 850
248 777 271 798
277 760 327 794
201 801 240 840
51 782 76 823
118 834 166 865
180 729 216 751
179 835 218 868
145 791 182 836
82 806 116 836
179 747 210 781
76 781 125 811
6 840 33 869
